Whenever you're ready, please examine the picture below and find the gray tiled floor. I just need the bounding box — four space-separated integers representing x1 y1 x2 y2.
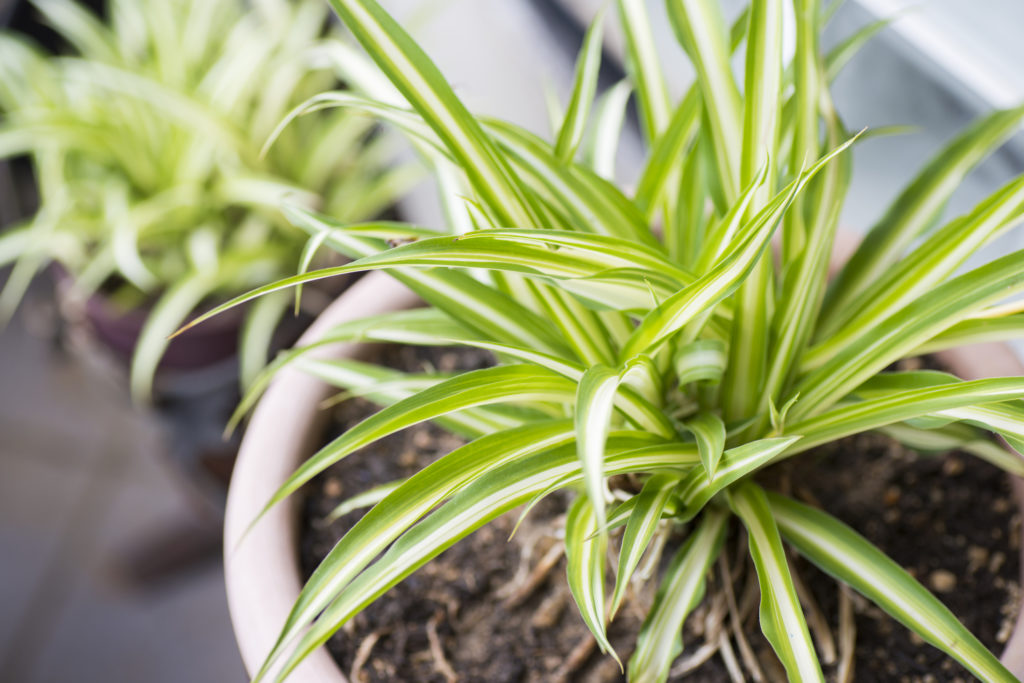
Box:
0 312 246 683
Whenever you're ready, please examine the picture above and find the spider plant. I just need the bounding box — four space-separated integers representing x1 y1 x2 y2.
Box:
0 0 414 399
190 0 1024 680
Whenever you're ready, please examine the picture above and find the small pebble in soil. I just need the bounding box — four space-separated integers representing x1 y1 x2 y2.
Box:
323 477 342 498
884 485 901 506
928 569 957 593
942 456 965 476
966 546 989 573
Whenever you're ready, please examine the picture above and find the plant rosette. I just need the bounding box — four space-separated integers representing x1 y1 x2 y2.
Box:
206 0 1024 680
224 270 1024 682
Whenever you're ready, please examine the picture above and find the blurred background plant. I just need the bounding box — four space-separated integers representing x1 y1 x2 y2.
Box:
0 0 416 399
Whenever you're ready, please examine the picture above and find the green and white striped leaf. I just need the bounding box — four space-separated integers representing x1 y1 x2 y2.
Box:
576 365 625 528
824 15 892 81
555 10 605 163
325 479 403 522
820 104 1024 337
913 313 1024 355
633 8 747 223
677 436 801 520
565 494 617 661
682 411 726 478
739 0 782 192
633 88 700 220
808 172 1024 369
325 0 538 229
263 437 695 682
794 249 1024 416
175 226 693 341
294 357 528 438
627 509 728 683
615 0 669 142
765 66 851 421
253 365 576 526
574 357 678 529
666 0 742 202
694 156 771 271
256 420 578 681
233 321 670 439
622 138 855 358
293 229 330 315
610 473 681 617
282 205 570 356
220 2 1024 681
487 120 662 246
321 307 471 346
730 483 824 682
770 492 1017 682
583 80 633 180
879 422 1024 477
239 290 289 391
264 90 445 160
674 339 727 385
788 376 1024 454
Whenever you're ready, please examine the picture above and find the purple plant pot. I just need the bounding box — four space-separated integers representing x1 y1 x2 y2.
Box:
82 288 245 371
52 266 245 374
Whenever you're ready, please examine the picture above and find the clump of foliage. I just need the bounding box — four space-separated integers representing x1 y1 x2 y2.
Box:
195 0 1024 680
0 0 413 397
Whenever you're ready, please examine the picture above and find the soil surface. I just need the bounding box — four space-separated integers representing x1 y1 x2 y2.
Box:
788 432 1022 682
300 347 1021 682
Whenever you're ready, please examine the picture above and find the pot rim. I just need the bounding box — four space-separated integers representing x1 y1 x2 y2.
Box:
224 271 420 682
224 271 1024 681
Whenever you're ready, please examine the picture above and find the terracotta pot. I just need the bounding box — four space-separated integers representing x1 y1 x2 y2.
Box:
224 269 1024 681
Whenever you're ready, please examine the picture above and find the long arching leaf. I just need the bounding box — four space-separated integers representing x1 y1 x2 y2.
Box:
254 420 577 682
263 438 697 681
770 492 1017 682
627 509 728 683
325 0 539 228
610 473 681 617
730 483 824 682
820 104 1024 337
565 494 617 661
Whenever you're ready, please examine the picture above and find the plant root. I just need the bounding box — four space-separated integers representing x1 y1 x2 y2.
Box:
671 592 729 677
719 554 765 682
836 585 857 683
426 611 457 683
718 630 746 683
636 524 670 582
553 632 598 682
500 541 564 609
669 639 722 678
530 584 569 629
738 569 760 623
349 629 386 683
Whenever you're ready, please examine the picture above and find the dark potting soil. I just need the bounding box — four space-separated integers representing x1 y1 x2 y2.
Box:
789 431 1022 682
300 347 1021 682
